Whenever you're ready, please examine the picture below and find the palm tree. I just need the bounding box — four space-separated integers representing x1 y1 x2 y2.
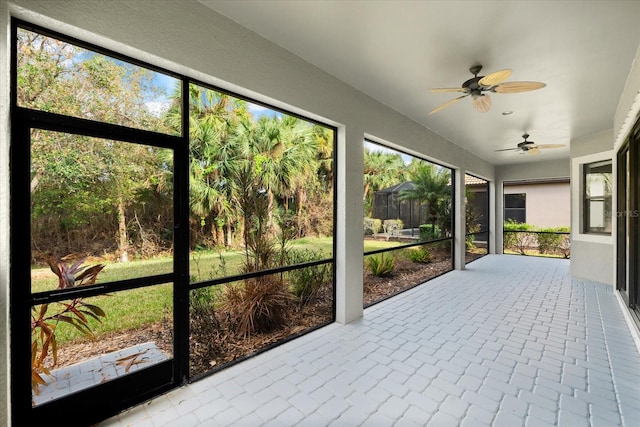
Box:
183 84 249 247
363 149 407 217
397 163 451 239
243 115 317 235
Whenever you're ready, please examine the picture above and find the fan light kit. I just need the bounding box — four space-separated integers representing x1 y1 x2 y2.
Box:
495 133 565 155
429 65 546 114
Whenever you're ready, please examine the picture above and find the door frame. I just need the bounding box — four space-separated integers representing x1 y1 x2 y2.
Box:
617 118 640 326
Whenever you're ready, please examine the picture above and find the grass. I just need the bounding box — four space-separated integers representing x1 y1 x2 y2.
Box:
31 236 410 346
363 239 403 252
31 237 341 344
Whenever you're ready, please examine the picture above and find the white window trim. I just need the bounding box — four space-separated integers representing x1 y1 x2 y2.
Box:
571 150 614 244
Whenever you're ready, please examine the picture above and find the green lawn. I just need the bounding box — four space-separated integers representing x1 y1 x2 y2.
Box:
32 237 401 344
29 236 564 366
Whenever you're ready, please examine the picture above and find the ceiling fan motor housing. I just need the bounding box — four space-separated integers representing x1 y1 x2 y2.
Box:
517 134 534 150
517 141 535 149
462 76 484 91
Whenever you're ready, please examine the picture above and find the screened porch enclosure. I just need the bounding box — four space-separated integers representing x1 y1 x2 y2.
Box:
373 182 429 235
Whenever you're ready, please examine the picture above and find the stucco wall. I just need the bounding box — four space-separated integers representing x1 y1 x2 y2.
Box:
570 136 614 285
494 159 570 253
571 240 615 286
504 182 570 228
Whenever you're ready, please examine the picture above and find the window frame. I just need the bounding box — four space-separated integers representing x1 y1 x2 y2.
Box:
10 18 337 425
582 159 613 235
504 193 527 224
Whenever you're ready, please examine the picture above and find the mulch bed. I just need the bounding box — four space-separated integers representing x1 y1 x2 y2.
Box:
364 254 452 307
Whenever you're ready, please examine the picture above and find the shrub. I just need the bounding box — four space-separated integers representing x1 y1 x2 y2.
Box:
466 224 481 250
189 287 223 361
503 220 535 254
219 277 291 337
419 224 441 241
286 249 332 305
32 256 106 394
556 226 571 258
364 217 382 235
366 253 395 277
383 219 403 238
405 246 433 263
536 227 563 254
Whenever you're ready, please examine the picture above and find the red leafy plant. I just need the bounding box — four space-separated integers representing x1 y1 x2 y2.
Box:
31 256 106 395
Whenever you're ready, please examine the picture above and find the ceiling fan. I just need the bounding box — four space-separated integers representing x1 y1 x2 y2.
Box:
428 65 546 114
495 133 565 155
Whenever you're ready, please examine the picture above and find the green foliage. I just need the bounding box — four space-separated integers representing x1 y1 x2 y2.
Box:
398 163 451 236
189 287 223 359
364 217 382 235
419 224 441 241
219 277 291 337
537 226 571 257
363 148 409 216
405 246 433 264
191 250 230 282
503 220 535 255
536 227 563 254
466 224 481 250
32 257 106 395
383 219 403 238
20 29 334 260
557 227 571 258
503 221 571 257
366 253 395 277
286 249 332 305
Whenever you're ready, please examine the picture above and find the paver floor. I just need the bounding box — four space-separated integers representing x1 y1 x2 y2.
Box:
34 341 168 406
100 255 640 426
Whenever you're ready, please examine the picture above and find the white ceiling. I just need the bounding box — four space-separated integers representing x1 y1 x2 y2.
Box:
200 0 640 165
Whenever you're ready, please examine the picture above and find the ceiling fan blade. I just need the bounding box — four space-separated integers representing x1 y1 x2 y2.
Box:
493 81 547 93
428 94 468 115
528 147 541 155
536 144 566 149
479 69 512 87
431 87 467 93
472 93 491 112
495 148 520 152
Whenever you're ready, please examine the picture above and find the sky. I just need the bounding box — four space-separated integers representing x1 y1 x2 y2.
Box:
365 140 412 164
150 72 280 120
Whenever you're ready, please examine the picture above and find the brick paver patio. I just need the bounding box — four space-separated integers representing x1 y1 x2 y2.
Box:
100 255 640 426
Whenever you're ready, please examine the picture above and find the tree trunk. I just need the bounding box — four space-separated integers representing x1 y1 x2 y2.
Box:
117 195 129 262
226 221 233 248
216 221 224 247
296 187 305 238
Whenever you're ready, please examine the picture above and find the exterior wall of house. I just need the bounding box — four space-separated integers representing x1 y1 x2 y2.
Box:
570 131 615 286
504 181 570 228
496 159 570 254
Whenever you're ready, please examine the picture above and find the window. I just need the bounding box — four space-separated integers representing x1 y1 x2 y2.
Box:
504 193 526 223
12 20 336 423
363 139 454 307
583 160 612 234
466 174 490 263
